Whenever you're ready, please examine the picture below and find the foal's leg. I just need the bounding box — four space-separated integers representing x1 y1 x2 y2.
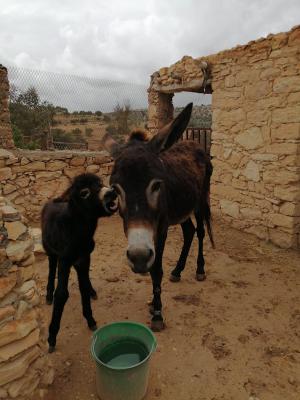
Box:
48 259 71 352
194 211 206 281
88 266 98 300
170 218 195 282
150 232 167 332
74 255 97 331
46 254 58 305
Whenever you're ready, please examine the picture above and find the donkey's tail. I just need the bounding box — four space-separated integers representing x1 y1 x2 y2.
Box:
204 193 215 249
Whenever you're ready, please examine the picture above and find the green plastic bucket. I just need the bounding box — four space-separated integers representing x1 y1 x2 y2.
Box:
91 321 157 400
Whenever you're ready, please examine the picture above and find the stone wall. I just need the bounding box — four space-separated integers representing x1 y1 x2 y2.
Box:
0 197 53 399
148 25 300 248
0 66 14 150
0 149 113 222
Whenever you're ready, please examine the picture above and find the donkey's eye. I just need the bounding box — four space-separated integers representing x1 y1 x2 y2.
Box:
151 181 161 193
146 179 162 209
80 188 91 199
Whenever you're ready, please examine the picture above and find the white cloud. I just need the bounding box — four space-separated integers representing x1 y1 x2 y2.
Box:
1 0 299 110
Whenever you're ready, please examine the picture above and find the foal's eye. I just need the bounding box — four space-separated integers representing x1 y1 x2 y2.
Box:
80 188 91 199
112 184 121 196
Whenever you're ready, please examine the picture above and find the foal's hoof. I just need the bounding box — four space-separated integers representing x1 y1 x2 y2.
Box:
196 273 206 281
46 296 53 305
48 345 55 353
90 292 98 301
151 320 165 332
89 324 97 332
170 274 181 282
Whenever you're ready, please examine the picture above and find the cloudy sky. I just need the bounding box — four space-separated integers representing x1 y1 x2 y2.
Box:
0 0 299 110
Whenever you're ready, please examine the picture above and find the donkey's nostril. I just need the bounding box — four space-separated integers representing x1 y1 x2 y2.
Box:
126 247 154 267
148 248 154 260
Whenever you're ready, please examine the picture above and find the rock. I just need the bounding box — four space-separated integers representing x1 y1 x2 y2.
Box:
0 205 20 222
243 161 260 182
46 160 67 171
12 161 45 173
0 273 17 299
0 345 40 386
236 127 263 150
0 310 38 347
20 253 35 267
6 221 27 241
273 75 300 93
0 167 12 180
268 213 295 229
220 200 240 218
7 370 39 399
18 265 35 283
0 305 15 323
6 240 34 262
28 228 44 253
16 280 37 296
64 166 85 179
3 183 17 195
35 171 62 181
70 156 86 166
86 164 99 173
15 300 29 319
0 328 40 362
41 367 55 386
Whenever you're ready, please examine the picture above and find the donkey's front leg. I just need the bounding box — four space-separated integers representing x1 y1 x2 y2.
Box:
149 232 166 331
150 266 164 331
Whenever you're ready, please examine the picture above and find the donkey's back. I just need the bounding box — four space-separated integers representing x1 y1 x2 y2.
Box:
161 140 212 226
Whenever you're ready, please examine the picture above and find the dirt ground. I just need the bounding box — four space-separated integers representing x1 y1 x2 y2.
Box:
38 215 300 400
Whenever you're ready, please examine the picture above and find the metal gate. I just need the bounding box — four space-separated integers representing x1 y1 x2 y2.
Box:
181 127 212 154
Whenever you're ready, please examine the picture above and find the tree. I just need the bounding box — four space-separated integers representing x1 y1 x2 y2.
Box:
9 85 55 149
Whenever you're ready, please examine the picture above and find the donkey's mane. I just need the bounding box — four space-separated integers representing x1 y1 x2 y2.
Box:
128 130 149 143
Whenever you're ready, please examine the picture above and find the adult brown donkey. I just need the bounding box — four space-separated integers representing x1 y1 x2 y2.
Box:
103 103 214 331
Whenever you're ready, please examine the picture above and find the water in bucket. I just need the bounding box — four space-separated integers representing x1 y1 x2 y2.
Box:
98 338 149 368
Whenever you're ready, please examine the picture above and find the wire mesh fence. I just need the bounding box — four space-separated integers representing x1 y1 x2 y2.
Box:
1 65 211 151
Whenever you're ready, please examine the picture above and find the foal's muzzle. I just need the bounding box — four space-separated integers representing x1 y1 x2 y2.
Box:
101 188 118 214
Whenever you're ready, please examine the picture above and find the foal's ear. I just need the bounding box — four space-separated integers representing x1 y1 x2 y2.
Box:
148 103 193 153
101 133 122 159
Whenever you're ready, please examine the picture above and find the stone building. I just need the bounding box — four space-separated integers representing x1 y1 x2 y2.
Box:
148 25 300 249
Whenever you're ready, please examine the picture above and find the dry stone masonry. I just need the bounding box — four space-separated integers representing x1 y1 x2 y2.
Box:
0 197 53 399
0 66 14 150
148 25 300 249
0 149 113 222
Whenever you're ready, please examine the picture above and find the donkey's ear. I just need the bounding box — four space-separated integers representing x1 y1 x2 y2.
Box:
101 133 122 159
148 103 193 153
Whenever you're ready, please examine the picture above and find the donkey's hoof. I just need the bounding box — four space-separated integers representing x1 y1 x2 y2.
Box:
46 296 53 305
196 273 206 281
149 304 154 315
90 292 98 301
170 274 181 282
48 345 55 353
151 320 165 332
